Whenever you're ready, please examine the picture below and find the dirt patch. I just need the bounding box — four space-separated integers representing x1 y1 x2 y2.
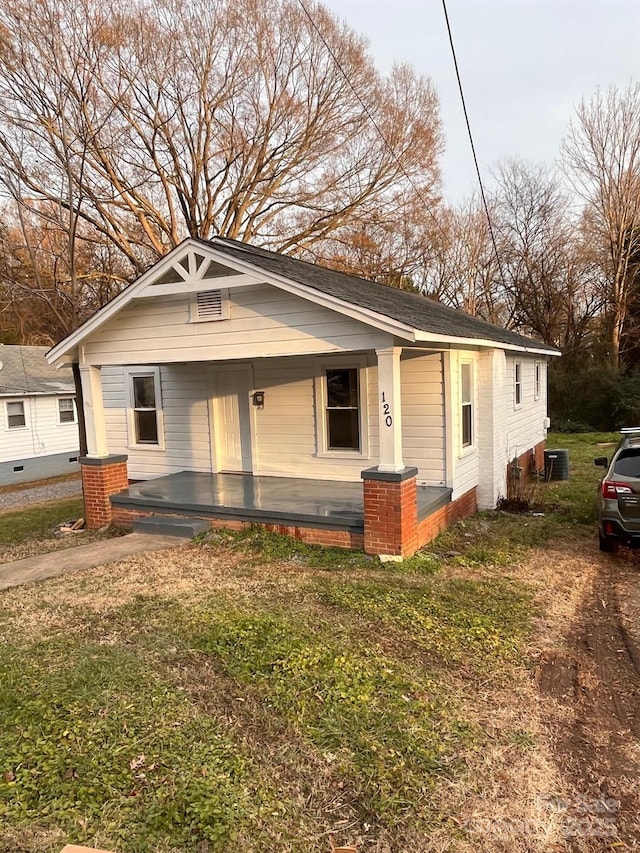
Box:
536 543 640 849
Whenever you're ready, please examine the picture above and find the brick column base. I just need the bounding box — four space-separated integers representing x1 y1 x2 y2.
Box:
80 455 129 529
361 467 418 559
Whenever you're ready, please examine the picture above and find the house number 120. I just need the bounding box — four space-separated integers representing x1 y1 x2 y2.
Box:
381 392 393 427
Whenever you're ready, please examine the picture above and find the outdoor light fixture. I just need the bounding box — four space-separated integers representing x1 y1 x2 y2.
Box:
252 390 265 409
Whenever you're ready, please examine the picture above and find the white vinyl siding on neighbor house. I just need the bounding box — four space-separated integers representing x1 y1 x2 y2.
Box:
84 284 392 366
1 395 79 465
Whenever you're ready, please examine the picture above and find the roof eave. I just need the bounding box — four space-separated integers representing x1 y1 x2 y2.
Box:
413 329 561 356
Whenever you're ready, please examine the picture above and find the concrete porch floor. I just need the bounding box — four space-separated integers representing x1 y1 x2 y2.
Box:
110 471 452 533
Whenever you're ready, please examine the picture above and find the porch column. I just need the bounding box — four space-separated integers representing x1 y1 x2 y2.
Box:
361 347 418 560
78 365 128 528
376 346 404 473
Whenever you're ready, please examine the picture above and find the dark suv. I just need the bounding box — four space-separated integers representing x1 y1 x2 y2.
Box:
595 429 640 551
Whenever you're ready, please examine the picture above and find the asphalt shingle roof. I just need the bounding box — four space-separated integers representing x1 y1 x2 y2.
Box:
207 236 559 353
0 345 74 396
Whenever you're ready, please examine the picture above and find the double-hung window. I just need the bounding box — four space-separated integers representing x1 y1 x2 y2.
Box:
514 361 523 407
127 370 163 447
460 362 473 449
325 368 360 451
7 400 26 429
534 362 542 400
58 398 76 424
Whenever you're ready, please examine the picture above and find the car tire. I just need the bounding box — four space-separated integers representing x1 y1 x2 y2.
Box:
599 533 618 553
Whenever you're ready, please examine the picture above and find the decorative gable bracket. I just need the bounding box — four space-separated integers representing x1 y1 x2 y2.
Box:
135 249 260 299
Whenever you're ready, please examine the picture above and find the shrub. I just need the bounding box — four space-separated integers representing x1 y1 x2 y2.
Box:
548 363 640 431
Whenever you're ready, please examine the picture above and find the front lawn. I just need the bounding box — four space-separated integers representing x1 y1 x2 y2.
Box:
0 433 612 851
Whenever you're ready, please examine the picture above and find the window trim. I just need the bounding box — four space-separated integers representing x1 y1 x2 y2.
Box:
125 367 165 450
189 287 230 323
534 362 542 401
314 357 370 459
514 361 523 408
6 399 27 430
57 397 77 425
459 360 474 453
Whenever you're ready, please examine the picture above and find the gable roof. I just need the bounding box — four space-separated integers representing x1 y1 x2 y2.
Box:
207 237 559 354
47 236 560 364
0 345 74 397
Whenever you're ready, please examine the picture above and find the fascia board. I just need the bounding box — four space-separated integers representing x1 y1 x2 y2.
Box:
413 329 561 356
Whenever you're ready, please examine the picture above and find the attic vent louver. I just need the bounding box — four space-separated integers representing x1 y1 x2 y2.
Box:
196 289 224 320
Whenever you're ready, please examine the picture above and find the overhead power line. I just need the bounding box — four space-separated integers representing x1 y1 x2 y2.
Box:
295 0 452 249
440 0 508 289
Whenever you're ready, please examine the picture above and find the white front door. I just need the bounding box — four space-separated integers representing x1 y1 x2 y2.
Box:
215 367 253 473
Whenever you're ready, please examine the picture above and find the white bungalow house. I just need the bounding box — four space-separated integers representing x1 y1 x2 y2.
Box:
0 345 80 484
47 237 559 557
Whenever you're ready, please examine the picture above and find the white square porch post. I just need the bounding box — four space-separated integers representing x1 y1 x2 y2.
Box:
79 365 108 457
361 346 417 558
79 364 129 529
376 346 404 473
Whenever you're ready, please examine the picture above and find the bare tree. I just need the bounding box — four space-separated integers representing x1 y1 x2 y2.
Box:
422 197 508 324
491 159 602 350
0 0 442 276
562 84 640 367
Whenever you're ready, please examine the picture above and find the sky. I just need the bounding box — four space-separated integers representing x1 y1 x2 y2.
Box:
322 0 639 204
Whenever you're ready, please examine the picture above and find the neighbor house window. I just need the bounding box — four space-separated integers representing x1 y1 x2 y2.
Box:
127 370 162 447
534 362 542 400
514 361 523 407
7 400 26 429
58 397 76 424
325 367 360 451
460 362 473 448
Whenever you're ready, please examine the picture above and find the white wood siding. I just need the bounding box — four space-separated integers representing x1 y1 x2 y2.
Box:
504 356 548 463
250 356 379 481
1 395 79 464
400 352 446 485
85 285 391 366
448 350 480 500
102 365 212 479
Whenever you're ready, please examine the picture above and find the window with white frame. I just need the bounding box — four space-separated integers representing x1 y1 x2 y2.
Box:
7 400 26 429
534 362 542 400
127 370 162 446
514 361 523 407
325 367 360 450
460 362 473 448
58 397 76 424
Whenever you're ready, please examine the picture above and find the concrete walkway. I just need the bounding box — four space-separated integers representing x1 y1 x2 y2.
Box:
0 533 184 592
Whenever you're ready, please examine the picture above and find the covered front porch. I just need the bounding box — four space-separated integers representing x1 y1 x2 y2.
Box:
110 470 453 537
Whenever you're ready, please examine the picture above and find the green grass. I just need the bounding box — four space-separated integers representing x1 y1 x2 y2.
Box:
0 639 251 849
0 433 614 850
315 575 534 672
0 497 84 547
542 431 618 523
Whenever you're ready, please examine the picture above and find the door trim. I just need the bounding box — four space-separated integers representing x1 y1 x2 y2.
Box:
209 364 256 474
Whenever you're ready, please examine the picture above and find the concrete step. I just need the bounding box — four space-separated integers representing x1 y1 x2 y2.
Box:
132 515 210 538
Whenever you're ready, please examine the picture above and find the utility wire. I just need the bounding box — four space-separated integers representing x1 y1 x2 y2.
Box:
440 0 509 291
295 0 452 252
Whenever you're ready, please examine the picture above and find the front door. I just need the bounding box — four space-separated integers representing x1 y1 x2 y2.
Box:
215 367 253 473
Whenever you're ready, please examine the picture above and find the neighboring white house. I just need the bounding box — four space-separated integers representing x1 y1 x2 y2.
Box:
0 345 80 485
47 237 559 556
